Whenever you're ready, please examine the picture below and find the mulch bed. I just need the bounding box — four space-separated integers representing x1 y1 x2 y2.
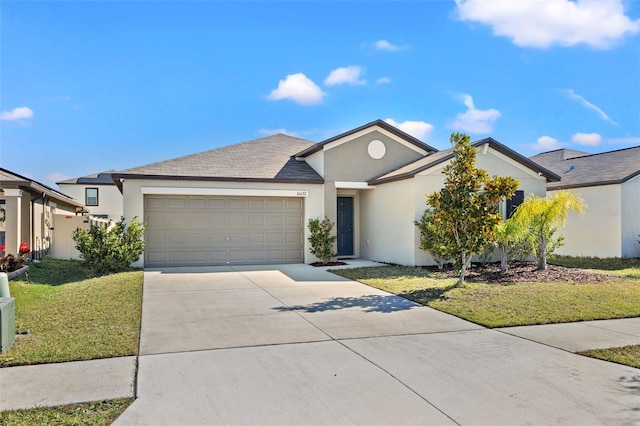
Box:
422 263 618 284
310 261 348 267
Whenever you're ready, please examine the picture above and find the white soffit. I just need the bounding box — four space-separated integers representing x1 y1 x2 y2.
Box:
141 187 309 197
334 181 375 189
323 125 429 155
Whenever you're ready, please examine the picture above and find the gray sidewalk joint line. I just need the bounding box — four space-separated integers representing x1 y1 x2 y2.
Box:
495 328 586 354
138 339 335 358
337 338 462 425
583 321 640 338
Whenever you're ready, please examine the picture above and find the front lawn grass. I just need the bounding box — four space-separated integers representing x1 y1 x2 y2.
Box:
0 398 133 425
331 261 640 328
0 258 143 367
579 345 640 369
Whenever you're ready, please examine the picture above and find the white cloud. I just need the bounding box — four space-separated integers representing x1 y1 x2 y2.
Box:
533 135 562 151
376 77 391 85
324 66 366 86
572 132 602 146
267 73 326 106
384 118 434 141
372 40 407 51
449 93 501 134
606 136 640 145
47 172 70 184
258 128 299 137
455 0 640 49
563 89 618 125
0 106 34 121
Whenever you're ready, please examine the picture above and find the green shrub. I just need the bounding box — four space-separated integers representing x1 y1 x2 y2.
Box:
72 217 146 274
307 217 337 264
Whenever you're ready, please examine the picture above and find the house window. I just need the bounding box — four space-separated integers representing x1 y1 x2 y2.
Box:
85 188 99 206
506 190 524 218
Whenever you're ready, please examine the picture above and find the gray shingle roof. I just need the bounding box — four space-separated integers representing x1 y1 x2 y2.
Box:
113 134 323 183
58 170 117 185
0 168 87 211
530 146 640 189
370 138 560 184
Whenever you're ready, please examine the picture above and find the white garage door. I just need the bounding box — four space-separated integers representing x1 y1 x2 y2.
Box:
144 195 304 267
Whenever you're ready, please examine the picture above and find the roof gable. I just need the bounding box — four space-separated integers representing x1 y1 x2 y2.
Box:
530 145 640 189
369 137 560 184
295 119 437 158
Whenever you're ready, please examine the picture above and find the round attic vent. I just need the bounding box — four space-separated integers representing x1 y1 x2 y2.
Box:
368 139 386 159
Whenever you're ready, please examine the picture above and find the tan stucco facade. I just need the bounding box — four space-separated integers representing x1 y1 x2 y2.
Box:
1 188 79 257
118 123 553 268
554 176 640 258
359 144 549 266
58 183 123 220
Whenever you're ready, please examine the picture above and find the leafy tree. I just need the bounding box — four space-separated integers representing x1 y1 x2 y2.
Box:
422 133 518 283
307 217 337 265
415 210 451 270
513 191 586 270
72 217 146 274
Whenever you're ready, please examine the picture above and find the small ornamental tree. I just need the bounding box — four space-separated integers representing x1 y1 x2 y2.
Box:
415 210 451 270
513 191 586 270
307 217 337 265
494 217 532 273
72 217 146 274
422 133 518 283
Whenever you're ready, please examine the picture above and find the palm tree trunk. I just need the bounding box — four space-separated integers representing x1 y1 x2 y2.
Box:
538 234 547 271
500 244 509 273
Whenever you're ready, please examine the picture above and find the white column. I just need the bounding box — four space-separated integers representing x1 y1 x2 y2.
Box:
3 189 22 255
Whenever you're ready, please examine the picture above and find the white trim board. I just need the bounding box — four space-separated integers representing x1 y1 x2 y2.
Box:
323 125 430 156
140 187 310 197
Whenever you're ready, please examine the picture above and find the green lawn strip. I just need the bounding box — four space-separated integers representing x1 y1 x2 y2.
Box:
550 255 640 279
0 259 143 367
331 265 640 328
578 345 640 369
0 398 133 426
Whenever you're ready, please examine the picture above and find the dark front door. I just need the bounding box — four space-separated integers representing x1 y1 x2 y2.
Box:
337 197 354 256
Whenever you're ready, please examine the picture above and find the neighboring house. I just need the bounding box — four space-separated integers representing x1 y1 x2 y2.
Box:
57 171 123 220
0 168 87 258
112 120 559 268
530 146 640 258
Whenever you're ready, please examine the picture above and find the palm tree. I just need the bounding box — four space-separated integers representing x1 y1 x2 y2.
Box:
494 216 532 273
513 191 586 270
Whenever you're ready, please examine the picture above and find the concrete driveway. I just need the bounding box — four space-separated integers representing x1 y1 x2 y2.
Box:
115 264 640 425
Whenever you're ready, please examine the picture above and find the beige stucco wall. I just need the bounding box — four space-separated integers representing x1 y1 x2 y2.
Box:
121 179 325 267
411 146 549 266
323 130 425 183
58 183 123 220
552 186 623 258
359 178 417 265
621 175 640 257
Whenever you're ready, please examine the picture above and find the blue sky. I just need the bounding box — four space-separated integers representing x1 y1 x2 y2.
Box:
1 1 639 187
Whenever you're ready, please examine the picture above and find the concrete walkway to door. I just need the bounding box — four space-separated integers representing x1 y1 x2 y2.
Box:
112 263 640 426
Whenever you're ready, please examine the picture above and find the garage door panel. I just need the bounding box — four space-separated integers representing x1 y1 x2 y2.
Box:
145 195 303 267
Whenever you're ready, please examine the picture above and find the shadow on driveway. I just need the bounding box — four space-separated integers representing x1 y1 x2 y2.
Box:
273 294 420 313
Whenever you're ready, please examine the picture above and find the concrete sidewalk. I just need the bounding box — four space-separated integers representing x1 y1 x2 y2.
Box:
0 262 638 425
